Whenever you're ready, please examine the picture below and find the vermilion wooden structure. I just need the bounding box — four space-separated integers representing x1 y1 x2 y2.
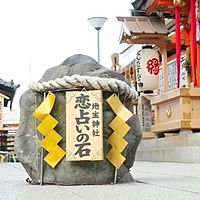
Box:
132 0 198 87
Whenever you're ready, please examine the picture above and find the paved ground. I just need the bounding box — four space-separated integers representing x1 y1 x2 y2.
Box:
0 161 200 200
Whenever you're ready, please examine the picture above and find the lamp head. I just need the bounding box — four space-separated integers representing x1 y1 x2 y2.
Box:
88 17 107 31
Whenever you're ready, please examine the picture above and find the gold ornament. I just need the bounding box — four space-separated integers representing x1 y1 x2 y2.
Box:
173 0 186 7
166 106 172 118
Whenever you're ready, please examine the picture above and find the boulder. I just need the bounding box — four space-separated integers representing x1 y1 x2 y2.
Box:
14 54 142 185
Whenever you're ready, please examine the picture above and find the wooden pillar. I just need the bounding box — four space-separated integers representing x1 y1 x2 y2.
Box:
190 0 198 87
0 95 3 130
186 47 192 86
197 43 200 87
198 0 200 87
175 5 181 88
161 41 169 92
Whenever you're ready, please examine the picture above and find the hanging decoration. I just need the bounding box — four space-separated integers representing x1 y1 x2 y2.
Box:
111 53 122 72
33 91 65 168
173 0 186 7
135 47 160 92
106 94 133 169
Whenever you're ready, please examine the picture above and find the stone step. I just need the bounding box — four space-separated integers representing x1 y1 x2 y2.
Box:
135 133 200 163
137 133 200 151
136 146 200 163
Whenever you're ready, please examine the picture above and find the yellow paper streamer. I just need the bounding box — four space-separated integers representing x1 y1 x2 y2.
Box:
40 130 62 152
109 116 130 138
106 93 133 169
33 92 55 121
44 145 66 168
33 91 65 168
37 114 58 136
106 94 132 122
108 133 128 153
106 148 126 170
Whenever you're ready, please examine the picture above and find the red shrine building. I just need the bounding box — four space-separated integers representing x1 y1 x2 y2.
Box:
115 0 200 162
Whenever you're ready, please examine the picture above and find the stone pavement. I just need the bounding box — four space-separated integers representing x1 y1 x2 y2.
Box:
0 161 200 200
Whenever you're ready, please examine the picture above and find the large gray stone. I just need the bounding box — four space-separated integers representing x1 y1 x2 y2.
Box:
14 54 142 185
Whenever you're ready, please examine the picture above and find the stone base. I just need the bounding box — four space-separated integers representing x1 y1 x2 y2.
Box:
136 133 200 163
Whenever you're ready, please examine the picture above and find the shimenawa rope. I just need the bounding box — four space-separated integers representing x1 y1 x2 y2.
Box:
29 74 138 99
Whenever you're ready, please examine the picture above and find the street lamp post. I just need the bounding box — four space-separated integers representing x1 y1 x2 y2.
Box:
88 17 107 63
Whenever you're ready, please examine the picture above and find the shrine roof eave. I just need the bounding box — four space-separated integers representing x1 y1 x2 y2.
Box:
0 79 20 109
117 16 168 46
119 33 167 46
131 0 189 16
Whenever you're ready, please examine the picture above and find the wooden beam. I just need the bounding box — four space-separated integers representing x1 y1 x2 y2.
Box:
125 37 165 46
146 0 173 15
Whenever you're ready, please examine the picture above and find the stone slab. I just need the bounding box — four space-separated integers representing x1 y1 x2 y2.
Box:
1 162 200 200
138 133 200 151
136 146 200 163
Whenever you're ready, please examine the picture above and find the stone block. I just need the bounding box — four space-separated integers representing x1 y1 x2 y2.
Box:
14 54 142 185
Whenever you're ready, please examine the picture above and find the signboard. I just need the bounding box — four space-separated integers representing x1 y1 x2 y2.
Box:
159 54 188 94
66 90 103 161
138 95 152 132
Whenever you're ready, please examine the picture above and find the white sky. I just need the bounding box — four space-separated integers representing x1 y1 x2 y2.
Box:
0 0 133 109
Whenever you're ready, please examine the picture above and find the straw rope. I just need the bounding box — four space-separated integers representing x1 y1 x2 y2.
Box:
29 74 138 99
